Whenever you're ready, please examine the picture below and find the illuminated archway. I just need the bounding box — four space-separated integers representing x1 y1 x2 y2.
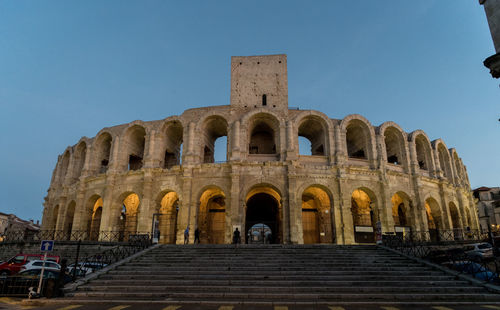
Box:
391 192 413 238
301 186 333 244
197 187 226 244
63 201 76 239
89 197 103 241
156 191 179 244
118 193 140 241
351 188 378 243
425 197 441 242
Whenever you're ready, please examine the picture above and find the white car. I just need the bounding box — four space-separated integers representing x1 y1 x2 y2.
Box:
20 260 61 272
464 242 494 260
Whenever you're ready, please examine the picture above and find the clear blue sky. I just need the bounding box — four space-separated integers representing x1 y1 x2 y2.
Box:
0 1 498 222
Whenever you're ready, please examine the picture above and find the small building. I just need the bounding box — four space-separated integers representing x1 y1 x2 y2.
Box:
474 186 500 233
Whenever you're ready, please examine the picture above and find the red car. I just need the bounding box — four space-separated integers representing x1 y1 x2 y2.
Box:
0 254 60 276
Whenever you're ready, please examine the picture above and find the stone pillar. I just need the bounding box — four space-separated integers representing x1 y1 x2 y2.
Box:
231 120 241 160
339 179 355 244
287 174 301 244
55 195 67 233
480 0 500 78
144 130 158 168
64 152 75 184
108 136 121 173
229 170 240 243
80 145 92 178
286 121 297 161
334 124 346 166
438 185 452 230
99 177 117 240
138 174 154 233
176 169 193 243
380 182 395 233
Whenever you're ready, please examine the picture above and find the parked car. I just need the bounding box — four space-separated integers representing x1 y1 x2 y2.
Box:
21 260 61 272
443 261 499 283
463 243 494 260
0 268 72 297
67 261 107 277
0 254 60 276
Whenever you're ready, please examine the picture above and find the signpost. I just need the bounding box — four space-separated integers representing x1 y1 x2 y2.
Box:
37 240 54 295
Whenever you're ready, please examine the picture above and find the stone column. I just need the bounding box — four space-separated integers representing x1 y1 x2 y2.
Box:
138 174 154 233
287 174 301 244
229 170 240 243
286 121 297 161
231 120 241 160
176 169 193 243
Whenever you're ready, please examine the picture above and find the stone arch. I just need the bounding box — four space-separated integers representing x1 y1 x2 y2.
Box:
87 195 103 241
433 139 453 181
49 205 59 232
244 111 282 157
390 191 414 236
425 197 441 242
301 185 334 244
351 187 378 243
379 122 408 169
63 200 76 239
341 115 376 162
409 131 434 172
161 119 183 169
71 141 87 182
450 149 463 181
155 190 180 244
58 150 71 183
197 186 226 244
115 192 141 241
295 113 331 156
92 131 113 174
199 115 229 163
120 124 147 171
245 183 283 244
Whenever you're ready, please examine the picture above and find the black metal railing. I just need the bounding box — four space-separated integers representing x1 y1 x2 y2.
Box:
69 234 151 281
383 230 500 284
0 230 153 243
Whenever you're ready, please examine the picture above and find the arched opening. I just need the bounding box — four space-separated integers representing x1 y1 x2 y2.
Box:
346 121 369 160
449 202 462 240
384 127 405 166
453 153 462 180
437 144 452 181
415 135 431 171
119 193 140 241
63 201 76 240
197 187 226 244
298 117 326 156
301 186 333 244
50 205 59 232
163 121 183 169
59 151 71 183
124 126 146 171
89 198 103 241
245 186 282 244
94 132 112 174
351 188 377 243
425 197 441 242
72 142 87 182
249 122 276 155
156 192 179 244
202 116 228 163
391 192 412 238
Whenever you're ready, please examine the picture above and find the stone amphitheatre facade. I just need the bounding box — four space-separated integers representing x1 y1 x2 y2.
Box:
41 54 478 245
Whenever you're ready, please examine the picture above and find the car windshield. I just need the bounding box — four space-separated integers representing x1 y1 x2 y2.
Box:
479 244 492 249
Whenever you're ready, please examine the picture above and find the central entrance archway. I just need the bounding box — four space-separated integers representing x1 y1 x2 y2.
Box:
245 186 282 244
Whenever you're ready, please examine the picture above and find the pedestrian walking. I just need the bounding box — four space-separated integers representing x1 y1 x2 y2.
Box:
233 227 241 244
194 228 200 244
184 226 189 244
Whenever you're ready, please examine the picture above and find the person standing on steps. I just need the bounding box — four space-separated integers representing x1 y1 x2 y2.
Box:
233 227 241 244
184 226 190 244
194 227 200 244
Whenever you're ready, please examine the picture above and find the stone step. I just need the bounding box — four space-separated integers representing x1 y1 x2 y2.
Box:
77 285 486 294
107 270 442 276
68 291 500 302
97 274 455 281
115 266 431 272
83 279 473 287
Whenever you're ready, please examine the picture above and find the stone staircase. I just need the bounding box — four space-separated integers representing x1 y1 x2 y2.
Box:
66 244 500 304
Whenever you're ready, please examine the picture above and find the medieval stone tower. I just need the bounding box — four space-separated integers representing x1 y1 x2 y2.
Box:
42 54 477 245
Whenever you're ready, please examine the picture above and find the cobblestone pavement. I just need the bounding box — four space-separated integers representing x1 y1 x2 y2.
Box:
1 300 500 310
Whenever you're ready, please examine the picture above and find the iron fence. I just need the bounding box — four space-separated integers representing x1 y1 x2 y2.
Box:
383 230 500 284
0 230 153 243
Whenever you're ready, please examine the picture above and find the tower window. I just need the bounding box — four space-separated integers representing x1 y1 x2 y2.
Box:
262 94 267 106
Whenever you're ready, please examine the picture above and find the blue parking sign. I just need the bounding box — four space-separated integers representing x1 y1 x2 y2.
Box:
40 240 54 252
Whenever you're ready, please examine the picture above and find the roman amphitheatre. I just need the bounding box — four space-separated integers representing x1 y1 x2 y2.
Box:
41 54 478 245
